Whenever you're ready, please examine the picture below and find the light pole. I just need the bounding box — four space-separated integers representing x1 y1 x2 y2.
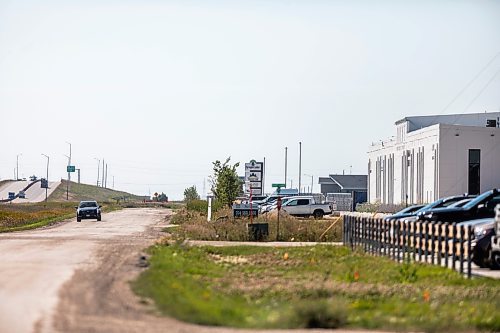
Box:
41 154 49 202
304 174 314 194
16 153 22 180
94 158 100 187
298 142 302 194
66 142 71 200
284 147 288 188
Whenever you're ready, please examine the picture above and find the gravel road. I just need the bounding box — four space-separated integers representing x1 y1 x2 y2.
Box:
0 208 396 333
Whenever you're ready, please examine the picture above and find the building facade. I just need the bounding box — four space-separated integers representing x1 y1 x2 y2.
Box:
318 174 367 206
367 112 500 205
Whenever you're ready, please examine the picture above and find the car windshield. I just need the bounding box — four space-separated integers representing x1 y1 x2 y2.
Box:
462 191 494 210
80 202 97 208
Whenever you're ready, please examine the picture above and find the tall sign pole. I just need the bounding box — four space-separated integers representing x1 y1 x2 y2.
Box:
298 142 302 194
284 147 288 188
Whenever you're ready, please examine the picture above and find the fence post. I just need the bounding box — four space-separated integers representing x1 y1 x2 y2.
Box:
424 222 429 262
444 223 449 269
452 223 457 271
402 222 407 262
437 222 442 267
407 221 412 264
467 225 472 279
430 222 436 265
418 221 422 262
459 225 465 275
377 219 382 256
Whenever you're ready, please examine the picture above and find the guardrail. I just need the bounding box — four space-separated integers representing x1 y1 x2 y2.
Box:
343 215 474 278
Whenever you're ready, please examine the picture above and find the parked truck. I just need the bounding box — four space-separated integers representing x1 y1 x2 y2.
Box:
281 196 332 219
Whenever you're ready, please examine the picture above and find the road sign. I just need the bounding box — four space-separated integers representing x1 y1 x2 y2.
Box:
41 178 48 189
67 165 76 172
272 183 286 188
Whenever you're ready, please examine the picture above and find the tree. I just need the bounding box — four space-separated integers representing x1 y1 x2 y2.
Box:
210 157 242 208
183 185 200 202
158 192 168 202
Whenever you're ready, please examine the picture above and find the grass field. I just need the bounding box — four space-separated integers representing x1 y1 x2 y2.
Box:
0 202 76 232
133 244 500 332
169 208 343 242
49 180 143 203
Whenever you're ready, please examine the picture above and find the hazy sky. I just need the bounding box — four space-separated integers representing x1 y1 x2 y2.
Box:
1 0 499 199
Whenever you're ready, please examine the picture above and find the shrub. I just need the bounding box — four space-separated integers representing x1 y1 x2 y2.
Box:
293 300 347 328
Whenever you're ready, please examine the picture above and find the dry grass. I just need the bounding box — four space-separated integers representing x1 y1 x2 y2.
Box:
169 208 342 242
0 202 75 231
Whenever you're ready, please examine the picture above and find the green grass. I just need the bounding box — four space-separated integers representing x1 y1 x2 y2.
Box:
0 201 123 232
49 180 143 202
132 244 500 332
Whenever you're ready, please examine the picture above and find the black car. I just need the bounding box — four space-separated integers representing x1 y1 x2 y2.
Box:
385 194 476 222
417 189 500 223
76 201 102 222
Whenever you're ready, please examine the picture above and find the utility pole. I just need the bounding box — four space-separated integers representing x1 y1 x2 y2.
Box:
112 176 114 189
16 153 22 180
304 173 314 194
298 142 302 195
105 163 108 188
66 142 71 200
76 169 81 183
101 159 105 188
94 158 100 187
284 147 288 188
41 154 49 202
263 157 266 195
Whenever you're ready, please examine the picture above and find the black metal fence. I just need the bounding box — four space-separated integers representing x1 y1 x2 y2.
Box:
343 215 474 278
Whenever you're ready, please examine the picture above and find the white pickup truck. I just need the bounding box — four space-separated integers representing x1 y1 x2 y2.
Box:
281 196 332 219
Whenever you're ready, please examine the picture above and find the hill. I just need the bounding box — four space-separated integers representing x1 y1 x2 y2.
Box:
48 180 143 203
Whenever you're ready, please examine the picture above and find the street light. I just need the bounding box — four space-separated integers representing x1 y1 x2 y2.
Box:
65 141 71 200
41 154 49 202
304 174 314 194
16 153 22 180
94 158 100 187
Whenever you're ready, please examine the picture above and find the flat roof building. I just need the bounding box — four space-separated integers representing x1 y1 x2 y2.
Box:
367 112 500 205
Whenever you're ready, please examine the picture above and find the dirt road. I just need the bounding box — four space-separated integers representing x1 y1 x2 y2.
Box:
0 208 392 333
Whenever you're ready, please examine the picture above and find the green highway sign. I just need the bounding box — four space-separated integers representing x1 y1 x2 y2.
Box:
67 165 76 172
272 183 286 188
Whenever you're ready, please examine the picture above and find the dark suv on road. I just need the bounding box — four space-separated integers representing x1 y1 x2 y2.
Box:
76 201 102 222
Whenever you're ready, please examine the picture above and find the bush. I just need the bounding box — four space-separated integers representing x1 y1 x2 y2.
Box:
356 202 406 214
186 199 223 215
293 300 347 328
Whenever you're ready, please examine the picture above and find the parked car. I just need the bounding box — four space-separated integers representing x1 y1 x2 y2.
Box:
260 196 295 214
76 201 102 222
466 218 496 268
281 196 332 219
386 194 476 222
384 204 426 221
417 189 500 223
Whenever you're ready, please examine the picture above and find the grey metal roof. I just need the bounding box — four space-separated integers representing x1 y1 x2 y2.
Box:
318 177 335 184
328 174 367 190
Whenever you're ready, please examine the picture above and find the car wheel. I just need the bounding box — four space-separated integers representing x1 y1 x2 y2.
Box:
490 251 500 270
97 215 101 221
77 217 81 222
313 210 324 219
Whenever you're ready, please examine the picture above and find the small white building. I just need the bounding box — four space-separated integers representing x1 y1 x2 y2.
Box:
367 112 500 205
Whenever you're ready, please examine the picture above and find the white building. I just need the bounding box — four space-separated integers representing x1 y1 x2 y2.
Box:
367 112 500 205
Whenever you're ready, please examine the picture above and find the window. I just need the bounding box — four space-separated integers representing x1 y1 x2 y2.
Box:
297 199 310 206
286 200 298 206
468 149 481 195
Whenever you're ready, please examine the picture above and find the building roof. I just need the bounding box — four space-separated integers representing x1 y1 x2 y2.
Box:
328 174 367 190
318 177 335 185
395 112 500 132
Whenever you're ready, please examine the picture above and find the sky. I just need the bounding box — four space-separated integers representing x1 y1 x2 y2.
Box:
1 0 499 200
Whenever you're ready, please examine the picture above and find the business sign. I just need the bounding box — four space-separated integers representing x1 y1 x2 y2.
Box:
245 171 262 182
67 165 76 173
232 203 259 218
244 160 264 195
245 160 262 171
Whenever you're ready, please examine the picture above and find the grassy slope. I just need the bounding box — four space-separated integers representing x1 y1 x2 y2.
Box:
49 180 142 203
133 245 500 332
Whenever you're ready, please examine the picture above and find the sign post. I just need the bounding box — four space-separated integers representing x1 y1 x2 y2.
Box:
272 184 285 241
